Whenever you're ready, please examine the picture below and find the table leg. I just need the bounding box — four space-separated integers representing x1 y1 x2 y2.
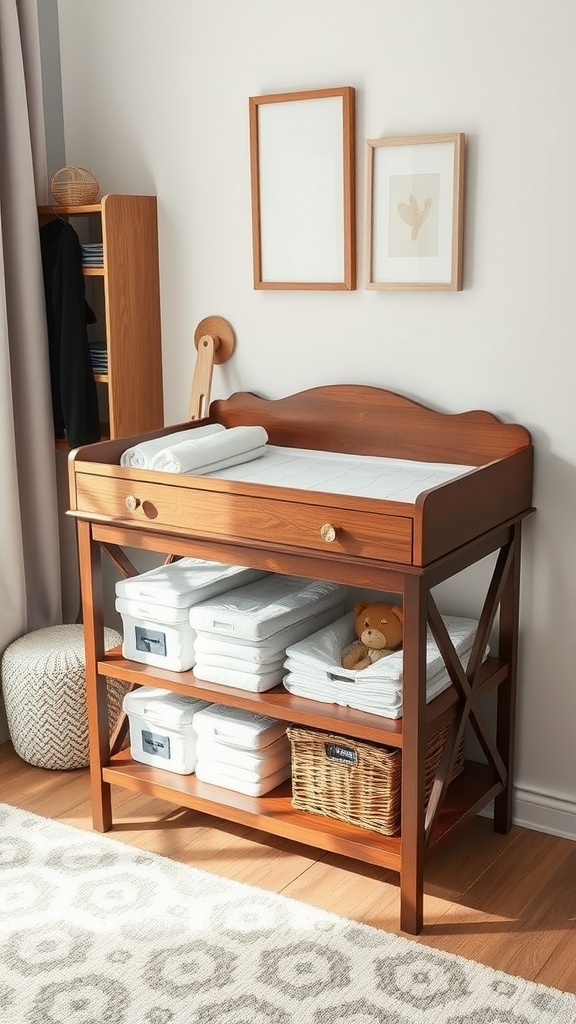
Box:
77 520 112 832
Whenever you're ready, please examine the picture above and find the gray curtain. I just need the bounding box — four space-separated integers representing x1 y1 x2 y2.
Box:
0 0 62 739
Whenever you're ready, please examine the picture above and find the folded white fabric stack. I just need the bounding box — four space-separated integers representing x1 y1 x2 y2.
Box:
189 574 348 692
115 557 266 671
149 424 269 475
283 611 486 719
193 704 291 796
120 422 225 469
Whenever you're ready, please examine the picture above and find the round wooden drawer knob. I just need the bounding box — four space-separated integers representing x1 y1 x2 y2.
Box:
125 495 140 511
320 523 337 543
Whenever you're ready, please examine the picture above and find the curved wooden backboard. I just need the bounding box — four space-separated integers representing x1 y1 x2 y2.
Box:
210 385 532 466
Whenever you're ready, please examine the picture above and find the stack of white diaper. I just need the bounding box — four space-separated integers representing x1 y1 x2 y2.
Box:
193 704 291 796
189 574 348 692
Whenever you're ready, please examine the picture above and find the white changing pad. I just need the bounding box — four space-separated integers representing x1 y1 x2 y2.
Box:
116 558 265 608
188 574 348 641
204 445 474 502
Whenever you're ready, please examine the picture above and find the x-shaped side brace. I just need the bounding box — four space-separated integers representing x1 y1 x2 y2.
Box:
423 538 516 840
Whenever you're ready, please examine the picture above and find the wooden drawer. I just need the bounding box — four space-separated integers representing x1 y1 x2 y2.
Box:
75 473 414 563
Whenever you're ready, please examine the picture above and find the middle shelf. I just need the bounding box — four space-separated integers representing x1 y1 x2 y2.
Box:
99 649 508 748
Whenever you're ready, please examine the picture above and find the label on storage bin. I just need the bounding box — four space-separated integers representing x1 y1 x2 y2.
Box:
142 729 171 759
324 742 357 766
135 626 167 657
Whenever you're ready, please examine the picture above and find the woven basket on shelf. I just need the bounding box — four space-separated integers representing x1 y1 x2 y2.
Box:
50 166 99 205
287 721 464 837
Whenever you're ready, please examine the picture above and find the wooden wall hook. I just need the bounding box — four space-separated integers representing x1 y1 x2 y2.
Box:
189 316 235 420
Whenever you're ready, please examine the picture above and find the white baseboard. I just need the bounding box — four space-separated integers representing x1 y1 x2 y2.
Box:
480 786 576 840
512 785 576 841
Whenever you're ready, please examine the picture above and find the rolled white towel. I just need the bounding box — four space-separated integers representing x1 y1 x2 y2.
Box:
120 423 225 469
149 425 269 475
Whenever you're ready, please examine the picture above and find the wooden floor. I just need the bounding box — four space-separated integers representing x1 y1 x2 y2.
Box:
1 740 574 995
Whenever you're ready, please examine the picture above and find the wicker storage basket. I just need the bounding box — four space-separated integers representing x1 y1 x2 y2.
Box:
50 166 99 205
287 721 464 836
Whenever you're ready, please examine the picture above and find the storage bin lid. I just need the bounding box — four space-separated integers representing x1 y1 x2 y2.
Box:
192 703 288 749
115 558 265 609
122 687 212 727
115 596 191 625
195 733 290 773
188 574 348 640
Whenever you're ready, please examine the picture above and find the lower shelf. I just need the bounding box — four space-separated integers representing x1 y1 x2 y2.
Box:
102 752 500 872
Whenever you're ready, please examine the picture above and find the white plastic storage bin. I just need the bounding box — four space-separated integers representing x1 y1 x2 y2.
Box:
123 688 212 774
115 558 265 671
115 597 196 673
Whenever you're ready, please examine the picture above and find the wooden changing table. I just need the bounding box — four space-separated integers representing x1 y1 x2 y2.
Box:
68 385 535 934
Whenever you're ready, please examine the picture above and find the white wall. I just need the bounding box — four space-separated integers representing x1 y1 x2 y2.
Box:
37 0 65 177
52 0 576 838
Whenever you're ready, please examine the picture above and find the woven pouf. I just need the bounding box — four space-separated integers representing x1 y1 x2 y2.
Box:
1 624 128 770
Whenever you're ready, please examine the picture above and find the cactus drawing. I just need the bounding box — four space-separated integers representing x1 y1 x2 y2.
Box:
397 194 432 241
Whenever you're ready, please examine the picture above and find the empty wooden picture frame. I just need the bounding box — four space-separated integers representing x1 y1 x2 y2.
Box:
249 86 356 290
365 133 465 291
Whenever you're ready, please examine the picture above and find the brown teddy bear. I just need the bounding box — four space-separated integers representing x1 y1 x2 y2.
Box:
341 601 403 671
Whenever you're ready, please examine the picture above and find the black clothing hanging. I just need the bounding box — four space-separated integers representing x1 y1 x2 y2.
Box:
39 217 101 449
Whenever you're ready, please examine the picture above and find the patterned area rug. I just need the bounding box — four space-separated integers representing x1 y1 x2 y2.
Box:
1 802 575 1024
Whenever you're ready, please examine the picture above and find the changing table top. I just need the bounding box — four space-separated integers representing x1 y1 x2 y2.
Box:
68 384 534 571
